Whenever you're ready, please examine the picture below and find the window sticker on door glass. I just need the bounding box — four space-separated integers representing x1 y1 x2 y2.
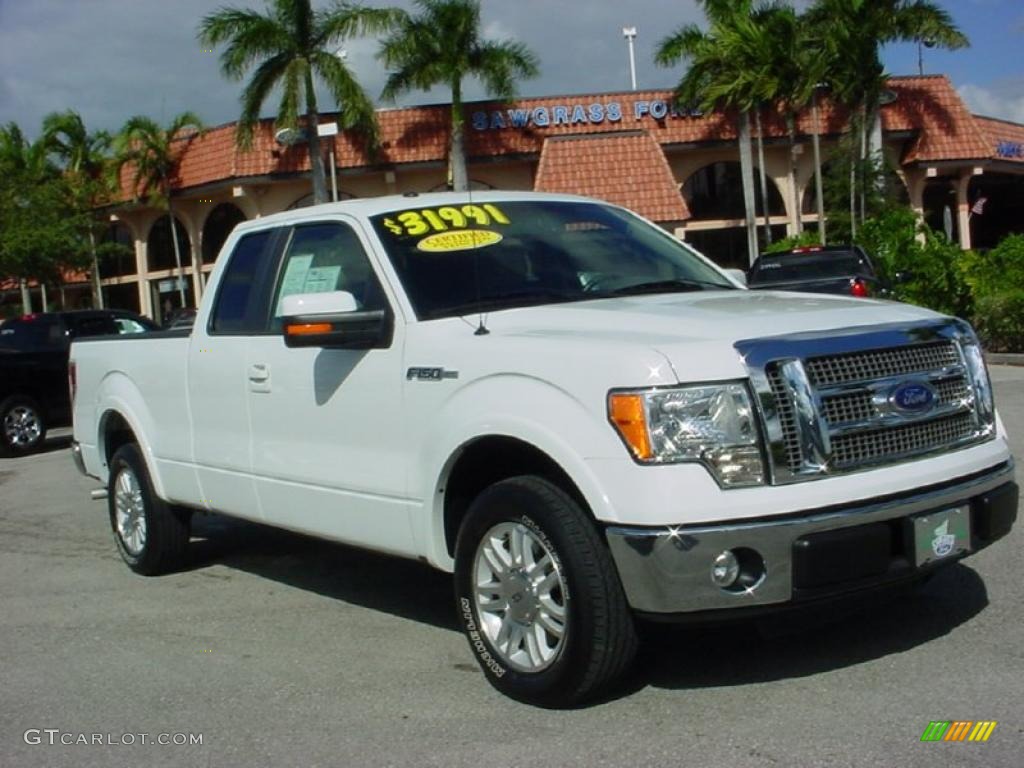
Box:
275 253 313 315
380 204 511 238
302 266 341 293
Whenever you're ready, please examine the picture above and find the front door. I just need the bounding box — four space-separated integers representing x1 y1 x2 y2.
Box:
245 219 415 555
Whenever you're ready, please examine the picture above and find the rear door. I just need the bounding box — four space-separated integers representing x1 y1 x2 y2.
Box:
187 228 281 520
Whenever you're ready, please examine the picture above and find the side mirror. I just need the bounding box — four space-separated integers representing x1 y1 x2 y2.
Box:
723 268 747 287
280 291 392 349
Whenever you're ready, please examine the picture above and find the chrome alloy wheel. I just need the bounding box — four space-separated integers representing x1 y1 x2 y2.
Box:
473 521 568 673
114 467 147 556
3 405 42 448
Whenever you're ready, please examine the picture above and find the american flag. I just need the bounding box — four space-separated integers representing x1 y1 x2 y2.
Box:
971 197 987 216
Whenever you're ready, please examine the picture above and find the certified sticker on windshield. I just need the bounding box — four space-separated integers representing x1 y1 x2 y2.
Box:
417 229 503 252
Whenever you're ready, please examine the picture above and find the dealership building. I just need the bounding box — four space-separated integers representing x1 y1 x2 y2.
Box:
6 74 1024 322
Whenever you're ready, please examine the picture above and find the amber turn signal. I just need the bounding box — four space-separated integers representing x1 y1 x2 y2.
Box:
285 322 333 336
608 393 652 460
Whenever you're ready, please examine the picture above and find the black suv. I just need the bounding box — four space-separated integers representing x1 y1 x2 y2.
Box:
746 245 887 298
0 310 157 456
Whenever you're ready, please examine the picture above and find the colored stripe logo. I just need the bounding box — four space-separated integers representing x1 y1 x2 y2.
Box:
921 721 997 742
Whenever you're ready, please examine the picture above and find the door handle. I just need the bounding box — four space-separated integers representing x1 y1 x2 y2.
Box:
248 364 269 382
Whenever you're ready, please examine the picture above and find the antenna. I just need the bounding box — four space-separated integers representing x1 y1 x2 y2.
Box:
468 180 489 335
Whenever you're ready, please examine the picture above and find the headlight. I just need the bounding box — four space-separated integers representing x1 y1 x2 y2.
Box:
608 382 765 487
960 332 995 432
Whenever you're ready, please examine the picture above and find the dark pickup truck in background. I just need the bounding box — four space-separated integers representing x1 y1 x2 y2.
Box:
746 245 887 298
0 310 156 456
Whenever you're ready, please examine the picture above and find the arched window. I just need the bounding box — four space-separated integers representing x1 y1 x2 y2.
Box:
682 162 785 220
99 222 136 278
202 203 247 264
923 178 958 242
147 215 192 272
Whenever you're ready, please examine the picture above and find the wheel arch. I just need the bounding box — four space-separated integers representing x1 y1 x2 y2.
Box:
436 435 599 566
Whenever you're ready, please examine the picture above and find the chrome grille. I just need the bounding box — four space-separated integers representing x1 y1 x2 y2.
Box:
831 413 977 468
821 377 971 426
805 341 960 386
736 321 994 485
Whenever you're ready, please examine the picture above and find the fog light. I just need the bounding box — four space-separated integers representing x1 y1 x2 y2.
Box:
711 550 741 587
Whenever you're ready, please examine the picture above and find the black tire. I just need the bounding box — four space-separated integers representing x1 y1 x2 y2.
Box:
454 476 638 707
107 443 190 575
0 395 47 457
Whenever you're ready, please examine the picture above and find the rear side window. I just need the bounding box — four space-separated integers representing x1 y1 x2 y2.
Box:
0 317 63 349
71 315 118 338
210 231 275 334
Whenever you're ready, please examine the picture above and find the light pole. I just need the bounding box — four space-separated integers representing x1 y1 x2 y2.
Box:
317 121 339 202
622 26 638 91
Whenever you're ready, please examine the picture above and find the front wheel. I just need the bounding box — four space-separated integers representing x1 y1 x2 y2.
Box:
108 443 190 575
0 396 47 457
454 476 637 707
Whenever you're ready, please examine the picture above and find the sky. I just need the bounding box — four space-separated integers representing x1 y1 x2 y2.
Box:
1 0 1022 140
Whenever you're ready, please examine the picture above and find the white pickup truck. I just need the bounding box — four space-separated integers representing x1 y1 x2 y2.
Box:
71 192 1017 706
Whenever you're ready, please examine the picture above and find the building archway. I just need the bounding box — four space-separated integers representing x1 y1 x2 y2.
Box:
968 174 1024 250
202 203 247 264
682 161 785 220
922 177 959 243
99 221 136 278
147 214 192 271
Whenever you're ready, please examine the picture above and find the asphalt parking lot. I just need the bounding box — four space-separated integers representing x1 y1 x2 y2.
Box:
2 367 1022 768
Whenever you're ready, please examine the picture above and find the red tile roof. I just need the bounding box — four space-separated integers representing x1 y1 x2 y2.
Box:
973 115 1024 164
111 76 1022 210
883 75 992 163
534 131 689 222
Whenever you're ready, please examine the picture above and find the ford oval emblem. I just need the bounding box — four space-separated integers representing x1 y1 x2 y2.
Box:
890 381 936 413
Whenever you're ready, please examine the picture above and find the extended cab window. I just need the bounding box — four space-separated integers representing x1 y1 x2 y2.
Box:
271 222 386 326
211 231 275 333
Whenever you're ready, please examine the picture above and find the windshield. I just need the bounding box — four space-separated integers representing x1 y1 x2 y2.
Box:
749 251 874 284
370 200 734 320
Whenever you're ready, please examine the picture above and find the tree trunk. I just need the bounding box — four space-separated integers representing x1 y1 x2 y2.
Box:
787 113 803 235
811 91 826 245
88 228 104 309
738 111 759 266
19 278 32 313
859 110 867 225
166 196 187 308
449 79 469 192
305 70 328 205
849 142 857 239
40 283 49 312
754 107 771 245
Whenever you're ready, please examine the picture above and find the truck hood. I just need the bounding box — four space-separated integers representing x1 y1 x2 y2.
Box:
482 290 943 381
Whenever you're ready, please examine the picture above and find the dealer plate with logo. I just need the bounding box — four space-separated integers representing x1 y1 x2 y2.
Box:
911 505 971 567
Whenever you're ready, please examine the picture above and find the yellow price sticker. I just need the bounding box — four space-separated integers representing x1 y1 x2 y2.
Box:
382 204 511 237
417 230 504 253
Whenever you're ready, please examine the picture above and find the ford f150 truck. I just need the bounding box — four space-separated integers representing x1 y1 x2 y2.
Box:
70 192 1017 706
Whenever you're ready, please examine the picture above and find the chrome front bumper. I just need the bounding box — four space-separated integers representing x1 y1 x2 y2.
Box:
605 460 1016 615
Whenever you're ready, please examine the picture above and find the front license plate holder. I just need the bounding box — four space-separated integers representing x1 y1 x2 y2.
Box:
911 505 971 567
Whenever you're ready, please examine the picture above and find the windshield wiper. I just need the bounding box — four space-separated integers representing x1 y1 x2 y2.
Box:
606 278 732 296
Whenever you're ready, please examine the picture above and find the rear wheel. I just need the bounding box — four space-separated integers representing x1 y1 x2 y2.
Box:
0 396 47 457
108 443 189 575
454 476 637 707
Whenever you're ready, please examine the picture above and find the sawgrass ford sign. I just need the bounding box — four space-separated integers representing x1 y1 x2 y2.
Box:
471 99 703 131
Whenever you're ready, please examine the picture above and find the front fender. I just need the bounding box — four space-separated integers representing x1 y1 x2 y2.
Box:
412 374 626 570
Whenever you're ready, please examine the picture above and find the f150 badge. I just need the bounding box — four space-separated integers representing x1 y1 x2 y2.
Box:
407 367 459 381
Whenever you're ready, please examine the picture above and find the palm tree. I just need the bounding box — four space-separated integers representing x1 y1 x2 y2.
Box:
378 0 539 192
657 0 773 265
198 0 394 205
42 110 114 308
807 0 968 232
114 113 204 307
0 123 58 311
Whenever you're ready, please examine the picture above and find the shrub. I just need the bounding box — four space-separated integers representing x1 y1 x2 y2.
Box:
959 234 1024 298
972 291 1024 352
762 231 822 254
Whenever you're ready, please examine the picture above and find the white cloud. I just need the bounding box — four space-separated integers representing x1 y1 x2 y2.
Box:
958 81 1024 124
